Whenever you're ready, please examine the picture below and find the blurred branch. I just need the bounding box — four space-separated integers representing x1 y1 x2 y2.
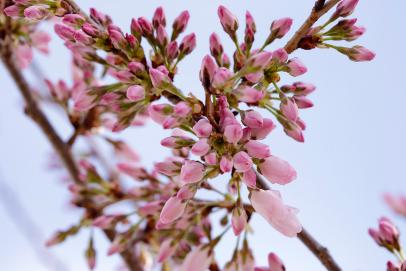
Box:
284 0 340 53
256 174 342 271
0 172 68 271
0 26 143 271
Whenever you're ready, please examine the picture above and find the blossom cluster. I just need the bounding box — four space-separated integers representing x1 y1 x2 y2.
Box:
369 194 406 271
1 0 376 270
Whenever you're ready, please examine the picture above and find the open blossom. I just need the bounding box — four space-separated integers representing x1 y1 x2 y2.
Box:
250 189 302 237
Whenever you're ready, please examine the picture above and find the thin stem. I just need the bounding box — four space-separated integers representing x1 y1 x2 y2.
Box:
284 0 341 53
255 174 342 271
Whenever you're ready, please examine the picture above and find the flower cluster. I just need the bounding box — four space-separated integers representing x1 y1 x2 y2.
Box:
2 0 376 270
369 194 406 271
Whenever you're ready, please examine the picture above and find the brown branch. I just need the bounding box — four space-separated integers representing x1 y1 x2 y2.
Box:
0 36 143 271
256 174 342 271
284 0 341 53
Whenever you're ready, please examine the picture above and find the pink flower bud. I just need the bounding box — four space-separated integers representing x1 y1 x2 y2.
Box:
218 5 239 35
271 18 293 39
93 215 118 229
232 207 248 236
126 85 145 102
159 196 186 224
268 252 285 271
149 68 171 88
245 140 271 159
177 185 197 200
180 247 212 271
117 163 146 180
24 5 49 20
54 24 75 41
243 110 263 128
280 98 299 121
209 33 224 58
74 30 94 46
166 41 179 61
4 5 21 17
233 151 253 173
284 121 305 142
334 0 359 18
193 119 213 138
204 152 218 165
242 168 257 188
200 55 218 86
62 14 85 27
250 189 302 237
248 51 273 70
259 156 297 185
379 217 399 243
212 67 233 89
174 102 191 117
154 158 182 176
288 82 316 95
287 58 307 77
384 194 406 216
342 46 376 62
236 86 265 104
220 156 233 173
152 6 166 28
158 239 176 262
138 17 153 36
82 23 101 37
173 10 190 35
290 96 311 110
245 11 256 35
271 48 289 64
179 33 196 55
161 136 194 149
180 160 205 183
191 139 210 156
224 124 243 144
15 45 33 69
250 118 276 140
148 103 173 124
156 25 168 46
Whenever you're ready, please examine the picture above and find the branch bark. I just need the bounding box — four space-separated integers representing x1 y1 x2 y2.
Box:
0 33 143 271
256 174 342 271
284 0 341 53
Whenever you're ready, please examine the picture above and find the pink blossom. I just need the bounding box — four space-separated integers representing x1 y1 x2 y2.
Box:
209 33 224 58
156 25 169 46
72 86 95 112
191 139 210 156
242 168 257 188
293 96 314 109
166 41 179 60
271 48 289 64
384 194 406 216
149 68 171 88
244 110 263 128
271 18 293 39
287 58 307 77
200 55 218 85
126 85 145 102
232 207 248 236
23 5 49 20
212 67 233 89
284 121 305 142
193 119 213 138
250 118 276 140
117 163 145 180
236 86 265 103
154 158 182 176
3 5 21 17
250 189 302 237
220 156 233 173
218 5 239 34
346 46 376 62
159 196 186 224
334 0 359 18
148 104 172 124
180 160 205 183
139 201 162 216
15 45 33 69
54 24 75 41
93 215 119 229
31 31 51 54
245 140 271 159
268 253 285 271
224 124 243 144
174 102 191 117
138 17 153 36
259 156 297 185
158 239 176 262
248 51 273 70
180 246 212 271
173 10 190 34
280 98 299 121
204 152 218 165
179 33 196 55
233 151 253 173
152 6 166 28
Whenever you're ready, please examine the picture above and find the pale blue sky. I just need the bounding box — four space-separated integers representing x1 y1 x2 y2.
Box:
1 1 405 270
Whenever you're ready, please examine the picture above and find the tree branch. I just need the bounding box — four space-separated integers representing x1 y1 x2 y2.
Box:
256 174 342 271
284 0 340 53
0 33 143 271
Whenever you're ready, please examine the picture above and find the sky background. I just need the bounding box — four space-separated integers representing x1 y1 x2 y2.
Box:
1 0 405 270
